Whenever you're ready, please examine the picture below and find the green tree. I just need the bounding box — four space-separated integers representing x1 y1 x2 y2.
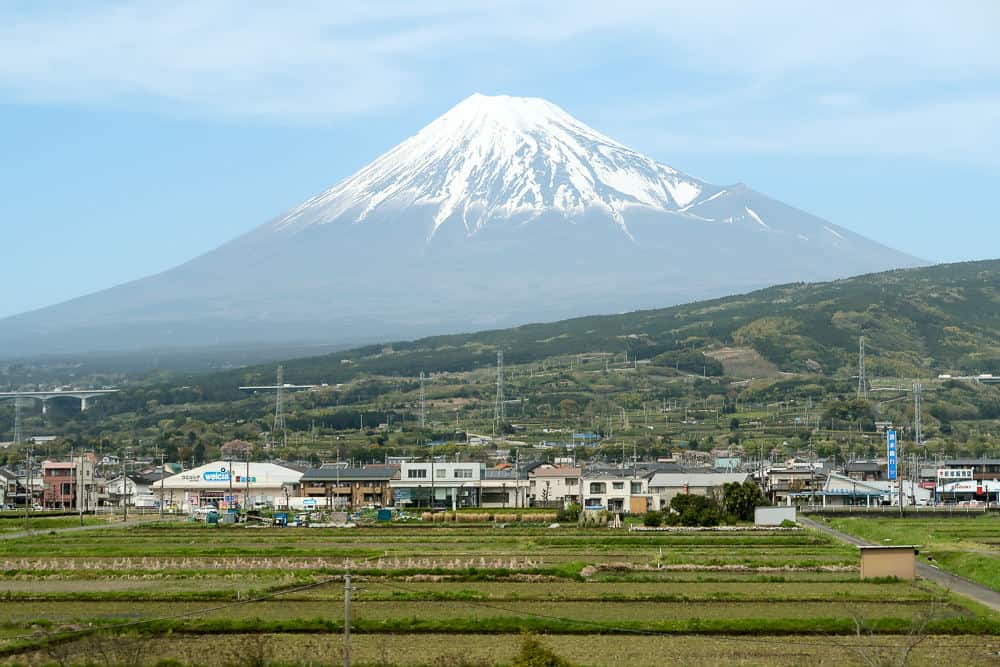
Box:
721 481 768 521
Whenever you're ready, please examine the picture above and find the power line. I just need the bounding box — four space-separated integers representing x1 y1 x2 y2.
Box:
419 371 426 429
857 335 868 401
493 350 505 438
270 365 287 449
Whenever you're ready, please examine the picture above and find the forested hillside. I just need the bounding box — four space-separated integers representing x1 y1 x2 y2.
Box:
179 259 999 401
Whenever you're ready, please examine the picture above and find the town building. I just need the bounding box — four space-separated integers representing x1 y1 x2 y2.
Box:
844 461 885 481
390 461 485 509
41 454 97 511
298 465 397 509
480 466 530 508
0 467 18 507
156 460 303 511
528 464 581 508
581 470 652 514
764 460 826 505
648 471 750 510
106 471 167 508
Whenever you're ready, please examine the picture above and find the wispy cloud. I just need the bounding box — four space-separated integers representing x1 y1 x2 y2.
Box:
1 1 998 161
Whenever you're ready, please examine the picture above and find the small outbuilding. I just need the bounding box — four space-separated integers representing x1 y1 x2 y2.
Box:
859 545 918 580
754 506 796 526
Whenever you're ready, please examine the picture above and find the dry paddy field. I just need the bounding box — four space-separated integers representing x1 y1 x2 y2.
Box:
0 522 998 666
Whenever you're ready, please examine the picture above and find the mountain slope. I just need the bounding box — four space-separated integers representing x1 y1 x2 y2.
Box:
204 259 1000 398
0 94 922 357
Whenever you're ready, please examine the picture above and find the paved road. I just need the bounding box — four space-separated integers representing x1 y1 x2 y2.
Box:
801 515 1000 613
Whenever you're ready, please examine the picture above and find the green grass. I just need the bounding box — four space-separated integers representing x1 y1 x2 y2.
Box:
823 515 1000 592
1 522 998 666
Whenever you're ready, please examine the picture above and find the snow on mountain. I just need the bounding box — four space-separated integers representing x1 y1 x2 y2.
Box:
0 93 926 357
273 94 720 240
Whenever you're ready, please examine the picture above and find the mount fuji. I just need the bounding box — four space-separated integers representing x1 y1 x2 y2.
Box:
1 94 922 356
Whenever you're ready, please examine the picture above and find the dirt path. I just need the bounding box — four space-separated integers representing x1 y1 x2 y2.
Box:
800 515 1000 613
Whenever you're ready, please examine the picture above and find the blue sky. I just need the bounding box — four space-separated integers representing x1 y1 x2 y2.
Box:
2 1 999 318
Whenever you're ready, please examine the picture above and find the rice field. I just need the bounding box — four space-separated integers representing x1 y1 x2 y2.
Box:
0 522 997 666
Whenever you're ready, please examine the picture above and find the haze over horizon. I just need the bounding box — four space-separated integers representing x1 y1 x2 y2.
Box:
2 2 999 319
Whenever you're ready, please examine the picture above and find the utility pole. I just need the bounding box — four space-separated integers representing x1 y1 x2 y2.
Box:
343 572 353 667
159 451 166 520
77 447 84 527
121 449 128 522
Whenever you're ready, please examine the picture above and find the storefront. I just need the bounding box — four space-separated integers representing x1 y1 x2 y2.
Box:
156 461 303 512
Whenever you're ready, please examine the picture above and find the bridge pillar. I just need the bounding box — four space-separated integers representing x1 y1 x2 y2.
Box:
41 400 48 416
80 397 89 412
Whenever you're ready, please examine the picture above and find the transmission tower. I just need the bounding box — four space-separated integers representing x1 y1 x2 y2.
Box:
270 365 287 449
493 351 505 437
857 336 868 400
913 382 922 446
419 371 426 429
13 396 22 447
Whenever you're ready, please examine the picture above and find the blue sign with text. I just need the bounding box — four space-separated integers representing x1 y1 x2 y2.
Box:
886 430 897 481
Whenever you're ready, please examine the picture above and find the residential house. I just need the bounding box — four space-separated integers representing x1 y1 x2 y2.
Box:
844 461 885 481
390 462 485 509
648 471 751 510
581 470 652 514
528 464 581 508
481 467 530 508
764 461 826 505
298 465 398 509
41 454 97 511
0 467 18 506
106 471 166 508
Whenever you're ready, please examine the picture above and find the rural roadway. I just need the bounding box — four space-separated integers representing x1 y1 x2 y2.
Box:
800 515 1000 613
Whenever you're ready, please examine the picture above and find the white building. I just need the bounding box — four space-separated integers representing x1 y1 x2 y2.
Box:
157 461 302 511
391 462 485 509
528 464 581 507
106 473 164 509
648 472 751 510
582 472 652 514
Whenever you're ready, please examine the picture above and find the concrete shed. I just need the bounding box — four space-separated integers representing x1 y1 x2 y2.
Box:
859 545 918 580
754 506 796 526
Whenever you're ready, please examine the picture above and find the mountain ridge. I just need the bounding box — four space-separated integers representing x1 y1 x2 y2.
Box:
0 94 923 356
173 258 1000 402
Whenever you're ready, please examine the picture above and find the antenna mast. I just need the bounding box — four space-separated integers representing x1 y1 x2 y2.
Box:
857 336 868 401
493 351 505 438
270 365 287 449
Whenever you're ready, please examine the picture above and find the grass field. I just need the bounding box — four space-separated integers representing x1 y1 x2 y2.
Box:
0 522 998 666
820 515 1000 592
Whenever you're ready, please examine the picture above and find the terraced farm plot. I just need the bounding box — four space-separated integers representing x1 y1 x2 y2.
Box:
0 523 998 666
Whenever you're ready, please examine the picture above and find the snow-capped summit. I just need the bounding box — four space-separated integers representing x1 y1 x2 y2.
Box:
0 94 924 356
274 94 717 239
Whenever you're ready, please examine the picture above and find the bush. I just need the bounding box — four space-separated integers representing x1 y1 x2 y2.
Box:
643 511 663 527
556 503 581 523
512 636 572 667
669 493 723 527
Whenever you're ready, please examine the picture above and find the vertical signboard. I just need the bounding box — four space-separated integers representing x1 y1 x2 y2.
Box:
886 430 898 481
